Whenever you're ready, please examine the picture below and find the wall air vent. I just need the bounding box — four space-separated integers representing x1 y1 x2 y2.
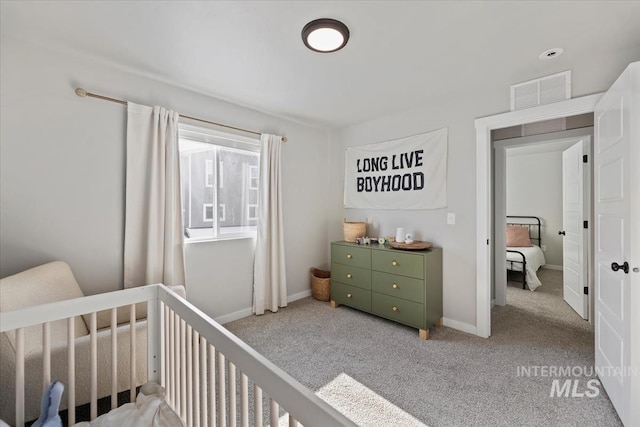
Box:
510 70 571 111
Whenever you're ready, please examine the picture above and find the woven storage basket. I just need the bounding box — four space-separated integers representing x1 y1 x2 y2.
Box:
343 221 366 242
310 268 331 301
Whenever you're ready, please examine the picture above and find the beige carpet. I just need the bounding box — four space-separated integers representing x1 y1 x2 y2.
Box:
316 373 427 427
225 268 621 426
504 268 591 331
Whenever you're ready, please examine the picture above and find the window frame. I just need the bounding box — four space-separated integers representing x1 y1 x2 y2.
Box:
179 124 260 243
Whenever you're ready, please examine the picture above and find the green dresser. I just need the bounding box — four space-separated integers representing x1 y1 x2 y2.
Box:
330 241 443 339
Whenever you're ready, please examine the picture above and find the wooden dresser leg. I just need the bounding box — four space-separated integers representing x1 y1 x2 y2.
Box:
419 329 430 340
330 300 338 308
435 317 443 327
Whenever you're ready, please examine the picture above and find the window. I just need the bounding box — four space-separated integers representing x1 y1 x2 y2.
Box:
179 124 260 240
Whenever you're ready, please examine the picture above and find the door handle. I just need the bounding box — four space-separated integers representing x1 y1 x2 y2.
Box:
558 231 566 236
611 262 629 274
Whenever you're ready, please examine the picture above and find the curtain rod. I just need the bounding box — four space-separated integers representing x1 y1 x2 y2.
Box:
74 88 287 143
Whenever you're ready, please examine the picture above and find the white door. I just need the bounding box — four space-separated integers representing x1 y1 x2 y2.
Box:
594 62 639 426
562 140 588 319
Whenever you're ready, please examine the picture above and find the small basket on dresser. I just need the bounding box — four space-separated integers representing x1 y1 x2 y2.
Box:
343 219 367 242
310 268 331 301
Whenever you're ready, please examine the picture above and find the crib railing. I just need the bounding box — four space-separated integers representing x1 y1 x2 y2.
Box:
0 284 356 427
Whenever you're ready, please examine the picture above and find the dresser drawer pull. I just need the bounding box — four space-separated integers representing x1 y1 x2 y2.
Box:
392 283 398 289
347 293 352 298
347 273 353 279
392 306 398 312
346 254 352 259
392 261 398 266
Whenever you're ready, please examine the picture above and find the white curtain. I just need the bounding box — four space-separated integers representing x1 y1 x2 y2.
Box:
253 134 287 314
124 102 186 288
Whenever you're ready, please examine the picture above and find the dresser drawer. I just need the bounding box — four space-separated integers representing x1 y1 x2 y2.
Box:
331 244 371 269
332 282 372 312
371 293 424 329
331 263 371 290
372 271 424 303
372 250 424 279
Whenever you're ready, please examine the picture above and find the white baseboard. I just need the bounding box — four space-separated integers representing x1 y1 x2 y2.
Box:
215 289 312 324
442 317 477 336
215 307 253 325
543 265 563 271
287 289 312 302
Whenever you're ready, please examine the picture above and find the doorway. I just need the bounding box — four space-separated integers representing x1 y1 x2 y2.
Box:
474 94 601 338
493 130 593 322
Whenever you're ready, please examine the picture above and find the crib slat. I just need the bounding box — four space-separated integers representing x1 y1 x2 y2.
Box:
174 311 180 415
254 385 263 427
193 330 200 427
180 318 187 419
68 318 76 425
170 310 177 408
240 373 248 427
269 399 278 427
42 321 51 389
200 338 208 427
130 303 137 403
289 414 297 427
187 324 193 427
209 344 217 427
163 304 169 392
15 328 24 427
147 296 161 384
229 362 237 427
218 352 226 427
111 308 118 409
90 312 98 420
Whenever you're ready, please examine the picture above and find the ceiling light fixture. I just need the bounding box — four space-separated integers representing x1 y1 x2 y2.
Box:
302 18 349 53
539 48 564 60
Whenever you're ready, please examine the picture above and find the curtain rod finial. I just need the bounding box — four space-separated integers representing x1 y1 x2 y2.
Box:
282 136 288 143
75 88 88 97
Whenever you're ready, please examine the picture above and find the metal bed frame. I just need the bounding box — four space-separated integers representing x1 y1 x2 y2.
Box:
506 215 541 289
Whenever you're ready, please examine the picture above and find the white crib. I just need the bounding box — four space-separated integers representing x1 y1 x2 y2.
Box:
0 284 355 427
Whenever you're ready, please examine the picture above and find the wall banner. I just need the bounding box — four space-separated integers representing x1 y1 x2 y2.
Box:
344 128 447 209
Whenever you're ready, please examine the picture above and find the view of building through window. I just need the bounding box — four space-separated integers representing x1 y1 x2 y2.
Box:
179 126 260 239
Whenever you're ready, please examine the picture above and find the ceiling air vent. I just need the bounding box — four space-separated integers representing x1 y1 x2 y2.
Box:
510 70 571 111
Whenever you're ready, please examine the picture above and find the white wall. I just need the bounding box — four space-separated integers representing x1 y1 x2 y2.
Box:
0 37 329 320
506 150 563 266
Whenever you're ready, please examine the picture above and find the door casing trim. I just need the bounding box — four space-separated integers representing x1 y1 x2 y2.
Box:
474 94 602 337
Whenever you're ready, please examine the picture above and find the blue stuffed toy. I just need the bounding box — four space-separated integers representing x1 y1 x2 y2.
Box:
31 381 64 427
